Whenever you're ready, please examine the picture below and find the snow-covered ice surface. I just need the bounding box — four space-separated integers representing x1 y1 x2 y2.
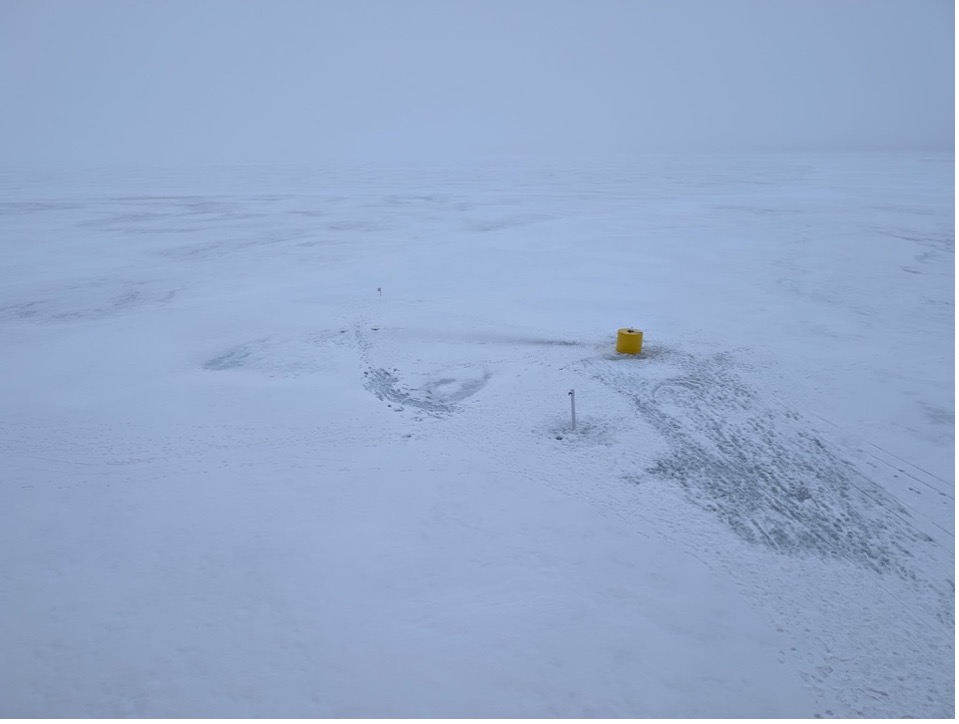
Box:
0 153 953 718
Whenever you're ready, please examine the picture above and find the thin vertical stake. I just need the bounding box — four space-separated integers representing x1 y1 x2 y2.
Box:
569 389 576 431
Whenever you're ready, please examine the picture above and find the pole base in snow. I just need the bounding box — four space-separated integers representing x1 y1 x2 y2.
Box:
616 328 643 355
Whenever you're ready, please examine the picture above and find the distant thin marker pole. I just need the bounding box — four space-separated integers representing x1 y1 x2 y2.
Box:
377 287 382 296
569 389 576 431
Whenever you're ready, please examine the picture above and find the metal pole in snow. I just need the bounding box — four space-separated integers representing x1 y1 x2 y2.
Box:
569 389 576 431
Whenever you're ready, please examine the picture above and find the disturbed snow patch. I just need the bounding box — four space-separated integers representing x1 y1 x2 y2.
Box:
584 348 938 580
201 332 346 378
203 345 253 371
362 365 492 417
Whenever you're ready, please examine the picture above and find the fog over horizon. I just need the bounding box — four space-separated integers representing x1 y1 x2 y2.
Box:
0 0 954 169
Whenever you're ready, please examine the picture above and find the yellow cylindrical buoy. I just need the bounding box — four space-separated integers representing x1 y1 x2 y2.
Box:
616 328 643 355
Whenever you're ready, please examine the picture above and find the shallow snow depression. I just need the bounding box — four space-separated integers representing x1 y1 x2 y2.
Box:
0 153 953 717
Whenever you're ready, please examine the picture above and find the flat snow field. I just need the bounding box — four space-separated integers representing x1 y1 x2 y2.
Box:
0 153 953 718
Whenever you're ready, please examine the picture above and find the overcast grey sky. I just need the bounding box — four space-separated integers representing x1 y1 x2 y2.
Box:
0 0 953 166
